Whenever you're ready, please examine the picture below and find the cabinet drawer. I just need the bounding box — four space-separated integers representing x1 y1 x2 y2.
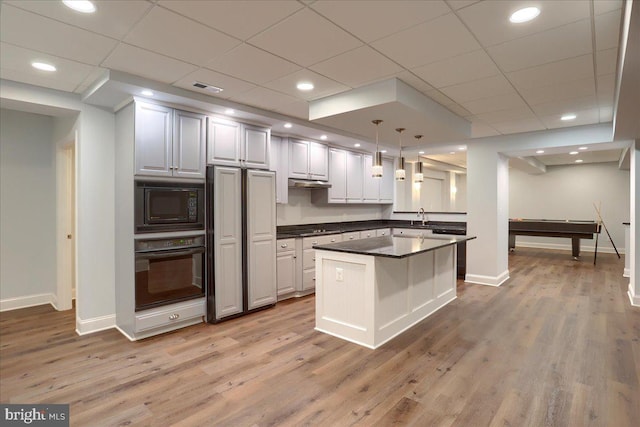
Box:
302 269 316 291
135 299 205 332
277 238 296 253
303 233 340 249
393 228 430 237
361 229 376 239
342 231 361 241
376 228 391 237
303 248 315 270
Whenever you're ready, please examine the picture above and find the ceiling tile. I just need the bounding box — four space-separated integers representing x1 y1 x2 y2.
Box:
371 13 480 69
519 76 595 106
395 72 435 94
599 105 613 122
469 120 501 137
506 54 594 91
0 42 96 92
462 92 528 115
0 4 118 66
263 69 349 101
424 89 457 106
205 44 301 85
102 43 198 84
593 0 623 16
75 66 109 94
474 106 536 124
491 117 546 134
4 0 152 40
595 9 622 51
124 7 240 66
446 1 481 11
411 50 500 88
487 19 592 72
529 95 598 116
597 73 616 104
158 0 304 40
172 68 257 100
230 86 301 112
274 99 310 120
445 103 473 118
539 107 600 129
457 0 590 47
596 47 618 76
441 74 516 104
310 46 403 87
310 0 450 43
247 8 362 67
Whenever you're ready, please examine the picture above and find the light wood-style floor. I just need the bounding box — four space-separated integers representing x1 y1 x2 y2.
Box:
1 248 639 426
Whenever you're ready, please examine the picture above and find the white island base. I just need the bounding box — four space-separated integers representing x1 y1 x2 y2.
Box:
315 244 457 349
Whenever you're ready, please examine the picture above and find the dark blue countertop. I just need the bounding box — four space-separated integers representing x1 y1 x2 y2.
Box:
313 235 475 259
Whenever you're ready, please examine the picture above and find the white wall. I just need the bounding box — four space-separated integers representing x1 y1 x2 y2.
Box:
509 162 629 253
277 188 383 225
0 109 57 308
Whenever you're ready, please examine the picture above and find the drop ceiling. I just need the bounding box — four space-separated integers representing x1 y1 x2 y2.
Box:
0 0 632 163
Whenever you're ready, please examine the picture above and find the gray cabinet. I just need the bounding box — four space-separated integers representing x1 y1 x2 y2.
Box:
346 151 363 203
207 118 270 170
289 139 328 180
327 148 347 203
269 135 289 204
362 154 380 203
134 102 205 179
213 166 243 319
276 238 296 298
380 158 394 203
246 169 277 309
242 124 271 170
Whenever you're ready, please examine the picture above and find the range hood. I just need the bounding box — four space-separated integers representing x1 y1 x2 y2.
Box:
288 179 332 189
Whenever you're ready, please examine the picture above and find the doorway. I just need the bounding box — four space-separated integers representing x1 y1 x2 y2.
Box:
55 137 76 311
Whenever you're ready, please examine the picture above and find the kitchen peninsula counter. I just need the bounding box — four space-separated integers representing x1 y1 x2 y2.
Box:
314 235 475 349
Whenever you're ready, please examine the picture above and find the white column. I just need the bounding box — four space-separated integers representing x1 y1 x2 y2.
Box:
629 139 639 306
465 145 510 286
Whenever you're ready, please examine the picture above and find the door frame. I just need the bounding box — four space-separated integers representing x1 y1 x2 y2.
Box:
55 133 76 311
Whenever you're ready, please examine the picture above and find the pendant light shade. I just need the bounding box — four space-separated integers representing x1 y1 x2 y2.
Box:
372 119 383 178
395 128 406 181
414 135 424 183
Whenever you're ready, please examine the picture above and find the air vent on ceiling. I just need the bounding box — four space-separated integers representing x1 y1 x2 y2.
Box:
192 81 223 93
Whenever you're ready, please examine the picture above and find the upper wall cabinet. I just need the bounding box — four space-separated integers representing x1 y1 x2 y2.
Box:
135 102 206 179
289 139 328 181
207 117 270 170
269 135 289 204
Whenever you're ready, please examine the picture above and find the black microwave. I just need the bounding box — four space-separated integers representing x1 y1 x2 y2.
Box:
135 181 204 233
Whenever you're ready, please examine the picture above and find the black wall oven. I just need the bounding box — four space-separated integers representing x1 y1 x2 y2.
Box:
134 236 205 311
135 181 204 233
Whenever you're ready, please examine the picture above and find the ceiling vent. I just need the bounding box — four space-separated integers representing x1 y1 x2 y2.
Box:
192 82 223 93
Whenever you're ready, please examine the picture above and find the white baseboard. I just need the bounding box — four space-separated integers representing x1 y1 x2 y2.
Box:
465 270 510 287
514 241 622 254
76 314 116 335
115 325 136 342
623 268 630 278
0 293 55 312
628 283 640 307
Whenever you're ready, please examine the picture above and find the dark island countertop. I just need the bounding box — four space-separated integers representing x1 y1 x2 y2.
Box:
277 220 467 239
313 235 476 259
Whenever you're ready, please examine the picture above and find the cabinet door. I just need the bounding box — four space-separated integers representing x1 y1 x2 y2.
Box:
379 157 394 203
135 102 173 177
270 136 289 204
362 154 380 203
276 252 296 296
207 117 241 166
173 110 206 179
242 124 270 170
346 152 363 202
247 169 277 310
214 167 243 319
308 142 328 180
327 148 347 203
289 139 310 179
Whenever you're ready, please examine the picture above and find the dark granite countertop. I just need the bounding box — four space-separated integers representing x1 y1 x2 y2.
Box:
313 235 475 259
276 220 466 239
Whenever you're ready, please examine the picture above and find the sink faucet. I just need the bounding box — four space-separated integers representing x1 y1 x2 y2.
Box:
418 208 426 226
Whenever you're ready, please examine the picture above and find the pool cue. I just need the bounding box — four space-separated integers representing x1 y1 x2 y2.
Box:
593 202 620 259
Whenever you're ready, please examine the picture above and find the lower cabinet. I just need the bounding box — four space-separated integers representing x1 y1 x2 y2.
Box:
134 298 205 339
276 238 297 298
302 234 342 292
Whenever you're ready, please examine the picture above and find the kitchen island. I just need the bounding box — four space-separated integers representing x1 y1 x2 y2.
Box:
314 234 475 349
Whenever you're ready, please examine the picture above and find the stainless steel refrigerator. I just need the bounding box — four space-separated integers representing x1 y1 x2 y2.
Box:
206 165 277 323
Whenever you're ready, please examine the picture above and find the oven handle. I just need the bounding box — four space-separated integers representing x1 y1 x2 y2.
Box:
135 247 204 259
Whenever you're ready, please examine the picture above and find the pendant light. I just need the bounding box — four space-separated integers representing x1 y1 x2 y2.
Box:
371 119 383 178
414 135 424 183
395 128 406 181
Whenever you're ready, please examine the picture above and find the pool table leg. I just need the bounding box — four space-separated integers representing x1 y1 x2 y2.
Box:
571 237 580 259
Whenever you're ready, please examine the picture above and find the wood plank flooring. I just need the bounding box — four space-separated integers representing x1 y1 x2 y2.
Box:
1 248 638 426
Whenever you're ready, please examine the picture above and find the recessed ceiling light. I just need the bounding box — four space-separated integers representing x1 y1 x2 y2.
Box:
509 7 540 23
458 146 466 151
141 90 154 97
575 159 583 163
62 0 96 13
380 150 387 153
320 135 327 140
284 123 292 129
225 108 234 115
418 151 425 154
561 113 577 121
296 82 314 91
569 151 579 155
449 151 456 155
31 62 56 72
579 146 588 150
536 150 545 154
